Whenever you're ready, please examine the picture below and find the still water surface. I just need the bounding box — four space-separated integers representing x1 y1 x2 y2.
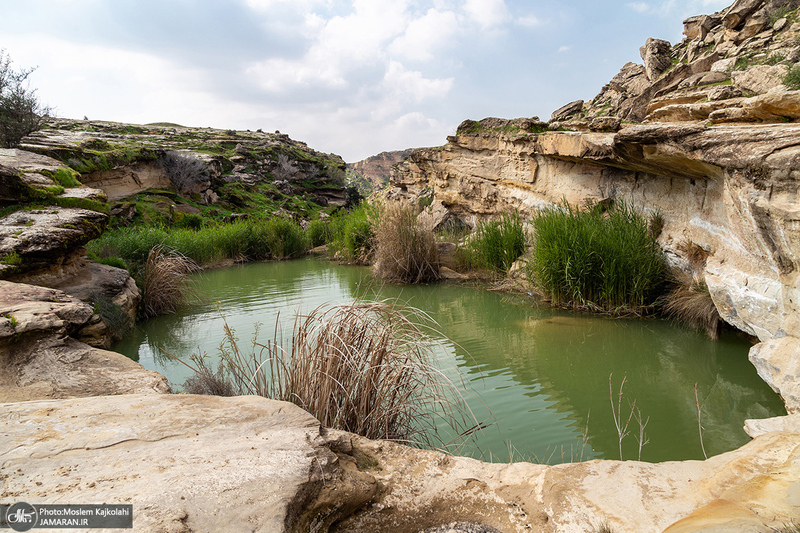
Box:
114 256 785 463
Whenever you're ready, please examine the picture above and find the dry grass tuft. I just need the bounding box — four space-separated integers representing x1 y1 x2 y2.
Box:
179 301 475 446
677 239 710 270
662 270 721 339
375 201 440 284
140 244 201 318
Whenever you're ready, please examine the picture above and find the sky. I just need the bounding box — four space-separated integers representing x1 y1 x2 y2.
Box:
0 0 732 162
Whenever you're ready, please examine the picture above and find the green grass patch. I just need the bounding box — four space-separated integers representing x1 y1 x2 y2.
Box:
784 65 800 90
329 202 376 264
51 168 83 188
88 217 309 275
527 201 667 314
306 218 331 248
456 211 527 275
0 252 23 265
53 196 109 214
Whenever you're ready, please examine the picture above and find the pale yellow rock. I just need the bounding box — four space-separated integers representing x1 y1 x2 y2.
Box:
0 394 376 533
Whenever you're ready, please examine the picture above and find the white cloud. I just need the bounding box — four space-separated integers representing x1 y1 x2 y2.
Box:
627 2 650 13
247 0 410 92
388 8 460 62
244 0 330 10
463 0 511 29
383 60 454 102
558 45 572 53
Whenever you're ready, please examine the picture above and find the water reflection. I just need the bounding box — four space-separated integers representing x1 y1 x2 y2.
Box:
113 257 785 463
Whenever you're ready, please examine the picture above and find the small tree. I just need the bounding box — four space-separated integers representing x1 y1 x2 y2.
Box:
0 50 50 148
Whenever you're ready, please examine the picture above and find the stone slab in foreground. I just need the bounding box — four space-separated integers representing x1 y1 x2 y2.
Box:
2 394 800 533
0 394 376 533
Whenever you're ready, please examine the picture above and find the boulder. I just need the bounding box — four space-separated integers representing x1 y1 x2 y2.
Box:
608 62 650 97
723 0 767 30
683 14 723 41
589 116 622 132
639 38 673 81
0 395 376 532
0 280 167 401
677 71 730 89
732 64 789 94
711 57 738 74
749 336 800 413
550 100 584 122
708 84 743 100
0 208 108 280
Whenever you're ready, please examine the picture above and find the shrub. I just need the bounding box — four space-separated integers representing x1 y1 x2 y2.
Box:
180 302 473 445
784 65 800 90
456 211 527 274
375 201 440 283
329 203 376 264
160 150 208 194
528 201 667 314
256 217 308 259
175 213 204 230
306 218 331 248
139 245 200 318
0 49 51 148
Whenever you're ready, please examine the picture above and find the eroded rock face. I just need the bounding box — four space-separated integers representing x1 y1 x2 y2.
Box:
0 208 108 279
0 280 166 401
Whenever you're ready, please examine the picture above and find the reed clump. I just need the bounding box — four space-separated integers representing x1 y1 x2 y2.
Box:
456 211 527 275
375 201 440 284
180 302 472 445
527 201 667 314
140 244 201 318
662 270 721 339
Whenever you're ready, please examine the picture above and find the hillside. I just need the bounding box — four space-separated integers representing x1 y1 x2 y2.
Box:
346 148 415 194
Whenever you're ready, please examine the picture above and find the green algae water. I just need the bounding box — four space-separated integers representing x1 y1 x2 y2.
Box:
113 256 785 463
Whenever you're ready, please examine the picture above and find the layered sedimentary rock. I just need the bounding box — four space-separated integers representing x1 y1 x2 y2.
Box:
391 0 800 417
0 281 168 401
391 120 800 412
1 394 798 533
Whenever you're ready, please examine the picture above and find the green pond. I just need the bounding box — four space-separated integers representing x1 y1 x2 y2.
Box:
114 256 786 464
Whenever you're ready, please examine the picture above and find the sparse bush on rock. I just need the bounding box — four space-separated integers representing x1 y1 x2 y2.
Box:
160 150 209 195
0 49 50 148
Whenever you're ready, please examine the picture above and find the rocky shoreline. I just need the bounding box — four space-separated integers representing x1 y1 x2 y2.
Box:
3 0 800 531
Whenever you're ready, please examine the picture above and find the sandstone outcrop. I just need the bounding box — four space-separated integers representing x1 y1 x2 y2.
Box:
0 281 168 401
570 0 800 126
347 149 416 193
23 119 348 207
1 394 798 533
0 395 376 533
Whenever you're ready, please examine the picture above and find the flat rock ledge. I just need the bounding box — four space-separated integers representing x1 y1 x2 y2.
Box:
0 280 168 401
2 394 799 533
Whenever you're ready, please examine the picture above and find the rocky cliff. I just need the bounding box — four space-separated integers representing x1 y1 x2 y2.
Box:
390 0 800 421
347 149 415 194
